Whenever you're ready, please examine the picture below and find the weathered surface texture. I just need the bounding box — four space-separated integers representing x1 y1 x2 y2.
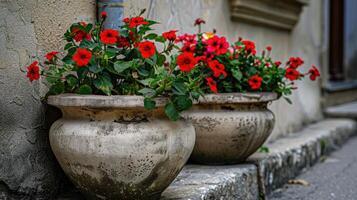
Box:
49 95 195 200
161 164 259 200
0 0 95 199
248 118 357 195
183 93 276 164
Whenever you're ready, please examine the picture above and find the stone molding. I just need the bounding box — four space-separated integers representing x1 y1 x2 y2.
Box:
229 0 308 30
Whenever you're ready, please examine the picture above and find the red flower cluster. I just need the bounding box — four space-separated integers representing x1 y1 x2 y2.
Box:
100 29 119 44
288 57 304 68
285 68 301 81
205 36 229 55
176 34 197 45
138 41 156 58
71 22 91 42
123 16 149 28
26 61 40 82
309 65 320 81
162 30 177 41
177 52 197 72
208 60 227 78
72 48 92 67
45 51 59 61
206 77 217 93
242 40 256 55
248 75 263 90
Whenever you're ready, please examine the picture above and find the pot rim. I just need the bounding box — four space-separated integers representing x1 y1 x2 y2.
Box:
196 92 278 104
48 92 278 108
47 94 169 108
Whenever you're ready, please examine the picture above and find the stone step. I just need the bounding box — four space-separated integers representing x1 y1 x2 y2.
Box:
325 101 357 119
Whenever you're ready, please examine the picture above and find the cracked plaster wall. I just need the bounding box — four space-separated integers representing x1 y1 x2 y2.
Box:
125 0 324 141
0 0 95 198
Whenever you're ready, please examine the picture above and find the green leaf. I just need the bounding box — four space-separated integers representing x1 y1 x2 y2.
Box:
138 88 156 98
172 80 187 95
284 97 292 104
77 84 93 94
157 54 166 66
144 33 158 40
145 58 155 66
165 102 179 121
84 23 93 33
114 60 132 73
155 36 166 43
93 76 113 95
48 81 65 95
258 146 270 153
144 98 156 110
80 39 96 49
64 43 74 50
88 64 102 73
65 74 78 88
232 69 243 81
173 95 192 111
138 78 154 86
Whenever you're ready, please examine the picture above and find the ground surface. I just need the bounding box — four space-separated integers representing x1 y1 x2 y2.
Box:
269 136 357 200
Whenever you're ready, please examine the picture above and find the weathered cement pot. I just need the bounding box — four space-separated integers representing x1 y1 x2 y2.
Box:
48 94 195 200
183 93 277 164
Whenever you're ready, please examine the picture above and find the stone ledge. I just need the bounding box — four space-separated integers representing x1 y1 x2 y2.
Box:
161 165 259 200
325 101 357 119
248 118 357 196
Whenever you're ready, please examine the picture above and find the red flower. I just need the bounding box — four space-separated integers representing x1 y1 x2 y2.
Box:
288 57 304 68
285 68 301 81
138 41 156 59
274 61 282 67
308 65 320 81
248 75 263 90
242 40 256 55
181 44 196 53
206 77 218 93
206 36 229 55
177 52 197 72
45 51 59 61
101 11 107 19
100 29 119 44
26 61 40 82
208 60 227 78
128 16 149 28
71 22 91 42
72 48 92 67
123 17 130 23
162 30 177 41
266 45 272 51
194 18 206 26
116 36 130 48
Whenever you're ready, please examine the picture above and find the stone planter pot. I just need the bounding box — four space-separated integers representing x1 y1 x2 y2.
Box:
184 93 277 165
48 94 195 200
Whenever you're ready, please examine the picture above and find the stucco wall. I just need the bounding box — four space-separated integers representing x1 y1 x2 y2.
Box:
124 0 323 140
0 0 95 198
